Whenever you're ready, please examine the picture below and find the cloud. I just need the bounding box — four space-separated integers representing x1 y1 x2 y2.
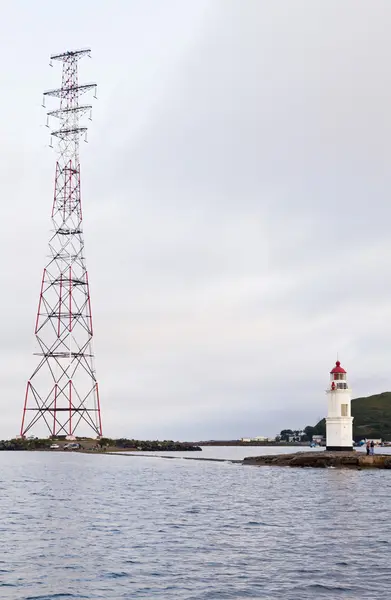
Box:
1 0 391 438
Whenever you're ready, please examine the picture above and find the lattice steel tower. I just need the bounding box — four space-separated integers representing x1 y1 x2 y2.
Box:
20 49 102 438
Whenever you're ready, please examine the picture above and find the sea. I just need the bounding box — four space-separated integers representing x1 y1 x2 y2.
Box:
0 446 390 600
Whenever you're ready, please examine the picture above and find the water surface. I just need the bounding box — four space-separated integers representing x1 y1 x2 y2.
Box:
0 449 390 599
125 444 324 461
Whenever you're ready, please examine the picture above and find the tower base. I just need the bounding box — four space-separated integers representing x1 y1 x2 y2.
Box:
326 446 353 452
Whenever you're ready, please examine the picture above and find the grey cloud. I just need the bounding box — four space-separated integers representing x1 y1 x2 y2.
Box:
1 0 391 438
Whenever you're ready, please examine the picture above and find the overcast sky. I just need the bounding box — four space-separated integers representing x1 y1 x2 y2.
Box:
1 0 391 439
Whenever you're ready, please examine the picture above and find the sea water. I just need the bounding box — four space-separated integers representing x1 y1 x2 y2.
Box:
0 448 390 599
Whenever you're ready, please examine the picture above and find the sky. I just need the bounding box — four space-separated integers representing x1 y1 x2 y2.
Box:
1 0 391 439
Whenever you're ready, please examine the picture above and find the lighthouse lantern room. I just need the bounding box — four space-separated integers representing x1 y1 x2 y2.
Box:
325 360 353 451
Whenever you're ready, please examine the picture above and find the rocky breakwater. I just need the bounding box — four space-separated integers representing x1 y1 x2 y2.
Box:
99 438 202 452
243 451 391 469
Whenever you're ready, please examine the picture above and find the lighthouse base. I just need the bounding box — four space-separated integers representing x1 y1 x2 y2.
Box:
326 415 353 453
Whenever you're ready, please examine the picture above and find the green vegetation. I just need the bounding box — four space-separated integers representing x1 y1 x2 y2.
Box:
0 438 202 452
278 429 309 442
303 423 325 440
0 438 52 451
305 391 391 441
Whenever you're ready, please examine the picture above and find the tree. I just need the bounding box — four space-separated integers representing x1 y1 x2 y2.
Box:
313 419 326 436
304 426 315 441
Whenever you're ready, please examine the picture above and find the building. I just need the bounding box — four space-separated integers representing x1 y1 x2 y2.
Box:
240 436 275 443
288 430 305 442
326 360 353 451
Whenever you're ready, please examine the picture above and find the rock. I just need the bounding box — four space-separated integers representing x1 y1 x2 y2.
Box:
242 451 391 469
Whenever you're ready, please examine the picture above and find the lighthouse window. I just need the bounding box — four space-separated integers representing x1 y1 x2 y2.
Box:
333 373 346 381
341 404 348 417
337 382 347 389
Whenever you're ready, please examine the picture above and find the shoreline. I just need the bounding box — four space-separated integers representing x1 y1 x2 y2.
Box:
1 447 390 469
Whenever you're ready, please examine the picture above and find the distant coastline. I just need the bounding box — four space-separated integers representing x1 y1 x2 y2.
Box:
189 440 309 447
0 437 313 453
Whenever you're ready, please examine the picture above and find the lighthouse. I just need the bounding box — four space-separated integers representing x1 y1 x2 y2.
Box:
326 360 353 451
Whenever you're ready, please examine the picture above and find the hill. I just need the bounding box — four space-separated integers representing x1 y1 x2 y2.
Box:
307 392 391 441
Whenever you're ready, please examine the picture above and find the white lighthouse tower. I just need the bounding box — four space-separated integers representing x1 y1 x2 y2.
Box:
326 360 353 451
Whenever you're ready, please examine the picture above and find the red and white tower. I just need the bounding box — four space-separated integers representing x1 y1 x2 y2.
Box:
20 49 102 438
326 360 353 451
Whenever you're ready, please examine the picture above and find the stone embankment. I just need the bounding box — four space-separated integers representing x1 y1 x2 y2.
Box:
243 451 391 469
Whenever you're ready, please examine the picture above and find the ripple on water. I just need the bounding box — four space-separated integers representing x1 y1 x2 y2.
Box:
0 450 390 599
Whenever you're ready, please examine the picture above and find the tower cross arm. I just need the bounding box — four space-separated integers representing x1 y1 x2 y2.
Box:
47 106 92 119
51 127 88 138
50 48 91 61
43 83 97 99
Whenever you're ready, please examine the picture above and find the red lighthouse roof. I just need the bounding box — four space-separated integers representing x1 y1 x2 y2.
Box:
330 360 346 374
